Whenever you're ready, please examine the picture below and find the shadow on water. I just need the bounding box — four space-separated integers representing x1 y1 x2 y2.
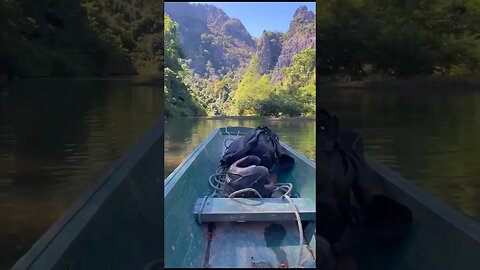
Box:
0 78 162 269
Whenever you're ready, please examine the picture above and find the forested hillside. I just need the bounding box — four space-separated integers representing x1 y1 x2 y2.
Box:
316 0 480 80
164 2 255 77
0 0 162 77
165 3 316 117
164 15 205 116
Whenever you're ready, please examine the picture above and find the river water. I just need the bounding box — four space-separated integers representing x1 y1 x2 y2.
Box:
164 117 316 177
0 78 162 269
1 79 480 268
319 86 480 222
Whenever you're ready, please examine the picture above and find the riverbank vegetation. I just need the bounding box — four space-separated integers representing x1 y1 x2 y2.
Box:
229 49 315 116
164 15 205 116
0 0 162 78
164 17 316 117
317 0 480 80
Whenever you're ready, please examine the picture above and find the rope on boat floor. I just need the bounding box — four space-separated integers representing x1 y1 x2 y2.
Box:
284 193 304 268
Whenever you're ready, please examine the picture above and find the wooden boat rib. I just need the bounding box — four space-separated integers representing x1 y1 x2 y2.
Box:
164 127 317 268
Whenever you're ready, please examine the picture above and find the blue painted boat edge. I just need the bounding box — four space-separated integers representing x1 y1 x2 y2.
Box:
366 155 480 242
11 119 164 270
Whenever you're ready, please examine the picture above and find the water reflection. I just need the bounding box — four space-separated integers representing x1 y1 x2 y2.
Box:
0 78 162 269
164 118 316 177
320 87 480 221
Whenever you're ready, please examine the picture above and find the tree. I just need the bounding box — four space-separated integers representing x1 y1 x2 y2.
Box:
164 15 205 116
316 0 480 78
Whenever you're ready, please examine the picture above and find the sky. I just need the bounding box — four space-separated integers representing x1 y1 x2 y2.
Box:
189 2 316 38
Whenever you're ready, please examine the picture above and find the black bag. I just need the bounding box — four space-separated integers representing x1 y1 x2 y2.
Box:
221 126 294 171
220 127 295 198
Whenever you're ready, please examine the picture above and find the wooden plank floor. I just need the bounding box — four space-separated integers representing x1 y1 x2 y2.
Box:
206 221 315 268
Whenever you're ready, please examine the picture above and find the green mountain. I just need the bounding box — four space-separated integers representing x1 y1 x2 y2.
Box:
164 2 256 77
271 6 316 83
165 4 317 117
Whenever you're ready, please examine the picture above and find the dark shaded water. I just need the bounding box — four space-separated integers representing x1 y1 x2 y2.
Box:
0 78 162 269
320 87 480 222
164 118 316 177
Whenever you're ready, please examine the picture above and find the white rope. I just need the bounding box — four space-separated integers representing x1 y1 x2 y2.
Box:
208 166 228 197
272 183 293 197
284 194 304 268
224 126 240 150
228 187 263 199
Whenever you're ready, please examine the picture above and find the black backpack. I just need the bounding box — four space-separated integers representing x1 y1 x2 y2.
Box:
221 126 294 171
220 127 295 198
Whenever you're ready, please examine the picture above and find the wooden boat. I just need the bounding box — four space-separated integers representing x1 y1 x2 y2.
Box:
10 123 480 269
166 126 480 269
164 126 317 268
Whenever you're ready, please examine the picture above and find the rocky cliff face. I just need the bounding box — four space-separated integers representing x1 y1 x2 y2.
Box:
271 6 316 83
164 4 315 82
165 2 256 76
256 31 284 75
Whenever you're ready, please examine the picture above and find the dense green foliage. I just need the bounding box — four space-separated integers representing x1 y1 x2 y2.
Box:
230 49 316 116
164 15 205 116
82 0 163 75
167 44 316 117
174 47 316 117
0 0 162 77
317 0 480 79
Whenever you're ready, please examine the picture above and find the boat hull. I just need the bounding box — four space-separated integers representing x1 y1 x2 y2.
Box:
164 127 317 268
357 157 480 270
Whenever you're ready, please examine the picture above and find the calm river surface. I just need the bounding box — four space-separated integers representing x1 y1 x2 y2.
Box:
0 78 162 269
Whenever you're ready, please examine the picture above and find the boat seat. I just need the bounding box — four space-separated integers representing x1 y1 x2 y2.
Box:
193 197 315 223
